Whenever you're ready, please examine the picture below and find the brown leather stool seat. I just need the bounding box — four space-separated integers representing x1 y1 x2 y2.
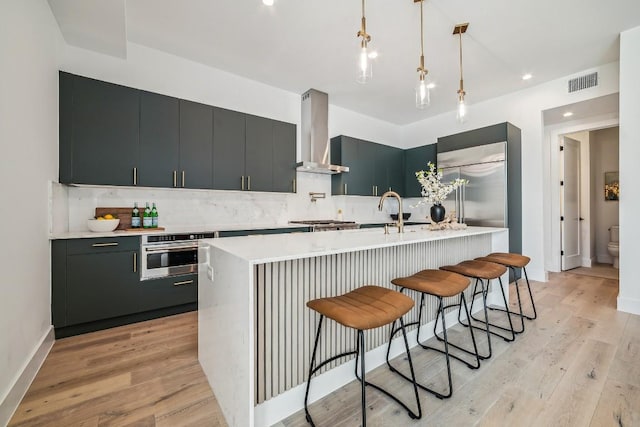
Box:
307 285 414 330
440 259 515 360
391 269 470 297
474 252 537 331
304 285 421 426
440 260 507 280
387 269 480 399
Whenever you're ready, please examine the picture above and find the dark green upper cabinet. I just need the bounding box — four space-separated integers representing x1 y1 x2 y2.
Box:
375 144 405 195
59 72 139 186
245 115 273 192
331 136 374 196
180 100 213 189
59 72 295 192
213 107 246 191
138 91 180 188
331 136 404 196
404 144 437 197
272 121 297 193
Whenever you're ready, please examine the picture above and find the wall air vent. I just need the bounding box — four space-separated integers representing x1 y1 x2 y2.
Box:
568 72 598 93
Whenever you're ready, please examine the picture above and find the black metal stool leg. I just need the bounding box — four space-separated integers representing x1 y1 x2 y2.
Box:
469 277 517 342
488 266 526 333
524 267 538 319
359 331 367 427
304 316 324 426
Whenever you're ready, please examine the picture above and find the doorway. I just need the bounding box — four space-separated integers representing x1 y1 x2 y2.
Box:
558 127 619 271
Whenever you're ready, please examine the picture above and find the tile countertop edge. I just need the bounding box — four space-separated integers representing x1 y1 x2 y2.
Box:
201 226 508 264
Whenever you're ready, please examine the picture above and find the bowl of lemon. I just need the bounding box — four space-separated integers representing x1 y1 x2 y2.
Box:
88 214 120 232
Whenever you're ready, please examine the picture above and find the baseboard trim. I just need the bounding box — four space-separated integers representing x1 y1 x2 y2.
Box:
0 327 54 426
617 296 640 315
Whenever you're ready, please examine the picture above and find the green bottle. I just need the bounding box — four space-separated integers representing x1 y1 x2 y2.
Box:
151 203 159 228
143 202 152 228
131 202 141 228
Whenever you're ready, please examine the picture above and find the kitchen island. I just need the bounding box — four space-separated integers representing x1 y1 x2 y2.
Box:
198 225 508 427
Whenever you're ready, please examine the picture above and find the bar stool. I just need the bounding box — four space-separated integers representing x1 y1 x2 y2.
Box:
386 269 480 399
475 252 537 334
304 285 422 427
440 260 515 360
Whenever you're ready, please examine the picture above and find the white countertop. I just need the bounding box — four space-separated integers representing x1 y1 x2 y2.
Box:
49 223 312 240
201 225 507 263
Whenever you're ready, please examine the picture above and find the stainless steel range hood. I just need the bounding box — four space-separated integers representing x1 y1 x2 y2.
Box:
296 89 349 174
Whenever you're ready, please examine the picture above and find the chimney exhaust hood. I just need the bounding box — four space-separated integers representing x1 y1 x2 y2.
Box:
296 89 349 174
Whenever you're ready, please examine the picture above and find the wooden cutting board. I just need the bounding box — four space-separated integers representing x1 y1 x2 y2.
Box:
95 207 166 231
95 207 133 230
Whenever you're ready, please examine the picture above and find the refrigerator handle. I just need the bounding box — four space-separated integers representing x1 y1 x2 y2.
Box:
455 187 460 223
461 183 466 224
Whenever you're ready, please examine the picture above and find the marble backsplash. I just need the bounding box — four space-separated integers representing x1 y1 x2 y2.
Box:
49 172 429 234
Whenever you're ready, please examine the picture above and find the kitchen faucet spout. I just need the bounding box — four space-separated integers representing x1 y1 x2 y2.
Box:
378 190 404 233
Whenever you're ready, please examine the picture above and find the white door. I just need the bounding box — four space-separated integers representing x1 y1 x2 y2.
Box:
561 137 581 270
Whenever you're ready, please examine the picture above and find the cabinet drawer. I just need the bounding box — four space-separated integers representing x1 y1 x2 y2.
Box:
67 236 140 255
139 274 197 312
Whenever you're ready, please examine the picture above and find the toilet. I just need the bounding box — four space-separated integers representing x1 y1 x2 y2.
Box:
608 225 619 269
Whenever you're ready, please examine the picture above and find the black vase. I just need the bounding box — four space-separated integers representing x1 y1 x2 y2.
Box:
430 204 446 223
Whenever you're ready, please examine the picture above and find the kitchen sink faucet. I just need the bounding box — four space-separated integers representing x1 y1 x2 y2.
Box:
378 190 404 233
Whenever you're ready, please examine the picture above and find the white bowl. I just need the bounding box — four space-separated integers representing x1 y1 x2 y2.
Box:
87 218 120 232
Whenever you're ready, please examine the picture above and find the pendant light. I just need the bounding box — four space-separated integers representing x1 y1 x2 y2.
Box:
453 23 469 123
356 0 372 84
415 0 430 109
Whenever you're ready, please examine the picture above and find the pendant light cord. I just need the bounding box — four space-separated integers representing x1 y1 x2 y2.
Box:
420 0 424 58
458 31 464 92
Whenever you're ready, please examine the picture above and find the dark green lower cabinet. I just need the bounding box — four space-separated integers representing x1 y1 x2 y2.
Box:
138 274 197 312
66 250 139 325
52 236 197 338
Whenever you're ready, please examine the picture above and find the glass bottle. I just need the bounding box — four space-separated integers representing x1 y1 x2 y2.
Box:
151 202 159 228
131 202 141 228
143 202 152 229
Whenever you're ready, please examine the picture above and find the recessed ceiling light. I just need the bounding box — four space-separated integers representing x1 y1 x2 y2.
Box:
426 83 436 89
367 51 378 59
262 0 274 5
563 112 573 117
522 73 532 81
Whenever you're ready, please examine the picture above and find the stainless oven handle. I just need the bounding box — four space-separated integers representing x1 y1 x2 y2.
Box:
144 245 197 253
174 279 194 286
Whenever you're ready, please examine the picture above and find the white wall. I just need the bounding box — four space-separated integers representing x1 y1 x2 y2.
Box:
618 26 640 314
0 0 61 423
590 127 619 264
400 62 620 281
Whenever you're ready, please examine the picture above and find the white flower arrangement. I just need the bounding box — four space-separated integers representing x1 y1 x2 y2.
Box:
415 162 467 205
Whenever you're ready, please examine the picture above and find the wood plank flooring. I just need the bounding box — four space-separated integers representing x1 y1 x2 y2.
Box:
8 270 640 426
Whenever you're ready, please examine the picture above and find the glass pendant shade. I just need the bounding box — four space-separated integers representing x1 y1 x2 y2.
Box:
357 44 372 84
456 94 466 123
415 77 430 109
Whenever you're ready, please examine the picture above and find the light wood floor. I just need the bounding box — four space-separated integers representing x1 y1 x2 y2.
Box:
9 271 640 426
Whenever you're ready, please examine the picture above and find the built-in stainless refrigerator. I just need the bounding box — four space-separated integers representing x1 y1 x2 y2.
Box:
437 141 507 227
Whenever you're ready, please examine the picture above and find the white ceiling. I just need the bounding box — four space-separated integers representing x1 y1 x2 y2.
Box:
49 0 640 125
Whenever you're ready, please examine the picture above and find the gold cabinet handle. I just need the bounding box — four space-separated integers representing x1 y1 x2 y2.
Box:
247 175 251 191
133 252 137 273
133 167 138 186
241 175 245 190
344 183 348 195
174 279 194 286
373 185 376 196
173 170 177 187
293 179 296 193
181 171 185 188
92 242 118 247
